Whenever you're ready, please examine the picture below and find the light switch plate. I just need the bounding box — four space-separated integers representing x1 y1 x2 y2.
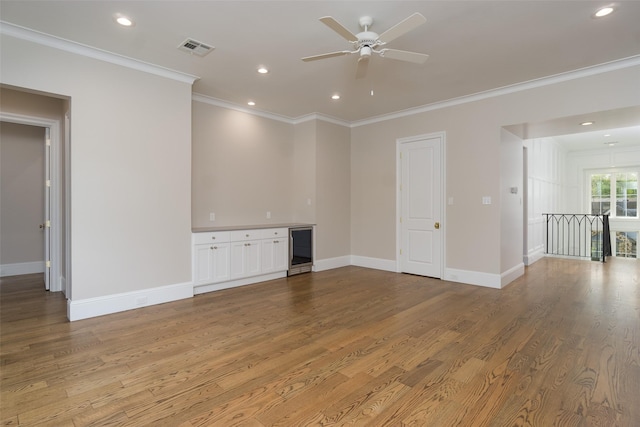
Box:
482 196 492 205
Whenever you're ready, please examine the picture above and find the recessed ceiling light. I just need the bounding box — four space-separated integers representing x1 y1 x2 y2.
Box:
331 94 340 100
594 6 614 17
257 66 269 74
580 121 594 126
114 14 134 27
247 101 256 106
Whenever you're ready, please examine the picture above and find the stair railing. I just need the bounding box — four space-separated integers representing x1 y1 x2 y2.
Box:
543 213 611 262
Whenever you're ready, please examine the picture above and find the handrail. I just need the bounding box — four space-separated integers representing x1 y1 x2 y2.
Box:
543 213 611 262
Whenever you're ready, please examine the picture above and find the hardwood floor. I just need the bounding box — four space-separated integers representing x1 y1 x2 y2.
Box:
1 257 639 426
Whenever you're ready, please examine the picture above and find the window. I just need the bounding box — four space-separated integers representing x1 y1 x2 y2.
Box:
590 172 638 218
615 231 637 258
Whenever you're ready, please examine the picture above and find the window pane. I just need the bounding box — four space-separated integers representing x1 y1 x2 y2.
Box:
616 231 637 258
615 172 637 217
591 174 611 215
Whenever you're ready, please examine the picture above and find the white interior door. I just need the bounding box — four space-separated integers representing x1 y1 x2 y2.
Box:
400 136 442 278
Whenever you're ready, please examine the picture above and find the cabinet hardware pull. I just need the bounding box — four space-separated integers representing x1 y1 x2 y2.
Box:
212 236 215 239
246 234 249 237
210 246 214 250
274 232 278 235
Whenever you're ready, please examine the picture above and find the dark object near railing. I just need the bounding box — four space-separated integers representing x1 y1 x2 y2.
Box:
543 214 611 262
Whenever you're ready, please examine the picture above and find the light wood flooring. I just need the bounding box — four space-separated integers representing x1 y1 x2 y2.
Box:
1 257 639 426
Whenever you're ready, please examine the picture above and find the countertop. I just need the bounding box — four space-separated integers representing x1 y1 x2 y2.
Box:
192 223 314 233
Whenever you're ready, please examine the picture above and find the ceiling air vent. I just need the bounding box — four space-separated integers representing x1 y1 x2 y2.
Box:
178 38 214 57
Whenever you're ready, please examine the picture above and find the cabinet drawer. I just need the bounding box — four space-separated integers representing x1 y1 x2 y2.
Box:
230 229 261 242
260 228 288 239
193 231 230 245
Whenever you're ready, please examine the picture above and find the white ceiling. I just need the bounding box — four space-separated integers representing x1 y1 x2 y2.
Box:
2 0 640 125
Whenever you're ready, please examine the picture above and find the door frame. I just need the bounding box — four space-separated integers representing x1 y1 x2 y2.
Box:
1 112 64 293
395 131 446 276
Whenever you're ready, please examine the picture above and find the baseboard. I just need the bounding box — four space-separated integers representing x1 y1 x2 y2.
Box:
501 263 525 287
350 256 398 272
524 247 545 266
444 268 502 289
194 271 287 295
314 256 351 272
67 281 193 321
0 261 44 277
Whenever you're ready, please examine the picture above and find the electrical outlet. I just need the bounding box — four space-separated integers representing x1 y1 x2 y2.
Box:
209 212 215 221
266 211 271 219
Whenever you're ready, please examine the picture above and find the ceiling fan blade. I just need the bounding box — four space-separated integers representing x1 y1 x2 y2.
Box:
355 56 370 79
378 12 426 43
319 16 359 42
380 48 429 64
302 50 352 62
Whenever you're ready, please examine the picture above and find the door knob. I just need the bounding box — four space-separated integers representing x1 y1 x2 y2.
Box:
434 222 440 229
39 224 45 229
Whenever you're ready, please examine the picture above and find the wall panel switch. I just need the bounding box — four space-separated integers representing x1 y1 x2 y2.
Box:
266 211 271 219
482 196 492 205
209 212 215 221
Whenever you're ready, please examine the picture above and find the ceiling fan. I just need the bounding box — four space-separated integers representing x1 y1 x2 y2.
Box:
302 13 429 79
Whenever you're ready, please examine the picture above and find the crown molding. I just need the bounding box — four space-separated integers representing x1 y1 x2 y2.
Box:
193 93 351 128
0 21 199 85
292 113 351 128
351 55 640 127
192 93 294 124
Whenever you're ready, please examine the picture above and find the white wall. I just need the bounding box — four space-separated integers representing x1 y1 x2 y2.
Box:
523 136 567 264
191 100 294 227
351 65 640 285
500 129 524 284
315 120 351 262
1 34 194 318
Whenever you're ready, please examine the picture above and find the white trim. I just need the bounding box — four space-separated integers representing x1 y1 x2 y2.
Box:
0 261 45 277
67 281 193 321
351 55 640 127
444 268 502 289
292 113 351 128
194 272 286 295
501 263 525 287
0 112 63 293
192 93 351 128
314 256 351 272
350 255 397 272
524 246 545 266
0 21 199 85
396 132 446 278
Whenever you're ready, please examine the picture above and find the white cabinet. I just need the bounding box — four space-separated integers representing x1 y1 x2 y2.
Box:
230 240 261 279
262 237 288 273
192 232 231 286
193 227 290 293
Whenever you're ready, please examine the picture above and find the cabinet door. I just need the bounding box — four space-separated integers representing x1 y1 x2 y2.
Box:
211 243 230 283
244 240 261 277
262 238 288 273
230 240 261 279
194 244 214 285
273 238 289 271
230 241 246 279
